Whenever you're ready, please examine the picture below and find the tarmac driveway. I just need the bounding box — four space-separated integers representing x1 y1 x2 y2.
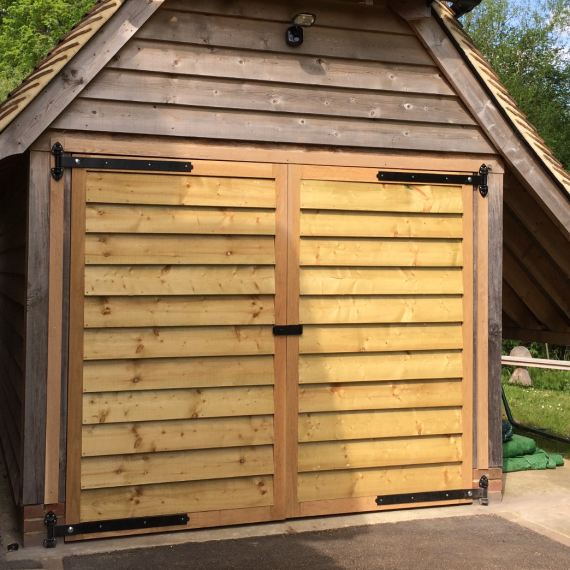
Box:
58 516 570 570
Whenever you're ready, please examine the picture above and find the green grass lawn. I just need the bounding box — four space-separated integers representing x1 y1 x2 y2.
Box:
502 368 570 459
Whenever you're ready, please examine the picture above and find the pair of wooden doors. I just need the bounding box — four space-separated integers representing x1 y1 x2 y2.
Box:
66 158 473 534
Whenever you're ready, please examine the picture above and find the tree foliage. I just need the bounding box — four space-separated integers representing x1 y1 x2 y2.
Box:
0 0 96 99
462 0 570 169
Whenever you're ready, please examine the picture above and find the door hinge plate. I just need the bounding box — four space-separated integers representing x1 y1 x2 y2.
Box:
49 142 193 180
44 512 189 547
377 164 490 197
376 476 489 508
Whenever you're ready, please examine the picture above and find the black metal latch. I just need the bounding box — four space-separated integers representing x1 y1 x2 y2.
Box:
376 476 489 508
50 142 193 180
273 325 303 336
377 164 490 198
44 512 189 548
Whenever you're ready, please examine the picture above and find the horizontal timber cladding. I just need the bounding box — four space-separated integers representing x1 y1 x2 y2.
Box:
300 268 463 295
82 386 275 424
297 435 463 472
81 445 275 489
300 211 463 239
298 408 463 442
83 356 275 392
290 165 473 514
298 381 463 413
82 416 275 458
52 1 495 155
84 296 276 328
80 476 274 522
86 205 276 235
298 464 463 503
298 352 463 384
68 161 286 524
83 326 275 360
84 235 276 265
299 296 463 325
85 266 276 296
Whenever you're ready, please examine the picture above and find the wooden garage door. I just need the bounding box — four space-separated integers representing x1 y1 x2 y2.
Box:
66 160 287 527
287 165 474 517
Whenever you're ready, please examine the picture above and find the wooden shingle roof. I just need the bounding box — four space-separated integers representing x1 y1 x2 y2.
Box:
0 0 126 133
434 0 570 195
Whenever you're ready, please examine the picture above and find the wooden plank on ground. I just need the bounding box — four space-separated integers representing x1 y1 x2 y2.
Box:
299 351 463 384
299 324 463 354
83 386 274 424
85 204 276 235
84 296 275 328
298 435 462 472
82 416 274 457
299 296 463 324
81 445 274 489
298 381 463 413
83 355 275 392
301 181 463 213
86 172 276 208
80 475 274 521
110 41 455 96
300 268 463 295
300 211 463 238
83 326 275 360
298 464 463 502
300 238 463 267
85 265 276 296
298 408 463 442
85 234 275 265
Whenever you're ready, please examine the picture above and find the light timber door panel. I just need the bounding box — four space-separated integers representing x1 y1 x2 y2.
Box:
67 160 287 527
288 165 473 518
68 158 475 533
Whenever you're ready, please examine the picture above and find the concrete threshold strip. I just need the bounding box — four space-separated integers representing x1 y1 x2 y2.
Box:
5 494 570 567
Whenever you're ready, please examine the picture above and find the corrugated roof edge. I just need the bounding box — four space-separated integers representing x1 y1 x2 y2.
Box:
0 0 126 134
434 0 570 196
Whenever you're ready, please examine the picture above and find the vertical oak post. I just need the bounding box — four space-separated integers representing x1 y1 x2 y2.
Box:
488 173 504 467
22 151 50 505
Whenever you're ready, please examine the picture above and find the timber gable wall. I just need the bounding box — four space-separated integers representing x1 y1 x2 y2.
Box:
51 0 494 158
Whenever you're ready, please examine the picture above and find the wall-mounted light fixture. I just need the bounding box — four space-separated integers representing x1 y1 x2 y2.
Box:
286 13 316 47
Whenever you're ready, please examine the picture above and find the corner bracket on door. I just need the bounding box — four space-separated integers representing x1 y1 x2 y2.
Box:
375 476 489 508
273 325 303 336
376 165 490 197
50 141 194 180
43 511 189 548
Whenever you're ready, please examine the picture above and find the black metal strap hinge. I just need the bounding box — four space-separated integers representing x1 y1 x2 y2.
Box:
44 511 189 548
377 164 489 198
273 325 303 336
50 142 193 180
376 476 489 508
